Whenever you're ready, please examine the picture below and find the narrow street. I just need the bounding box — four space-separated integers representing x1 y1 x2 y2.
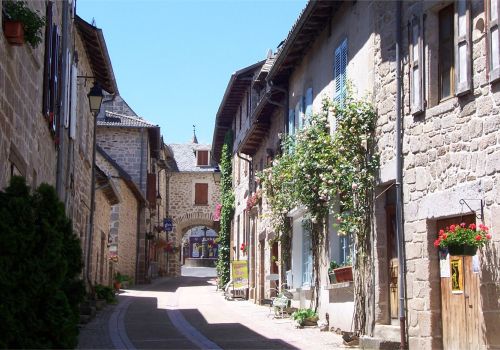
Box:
78 267 346 350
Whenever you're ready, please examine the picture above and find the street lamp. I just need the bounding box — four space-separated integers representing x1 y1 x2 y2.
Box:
213 167 221 185
201 226 209 258
87 81 103 114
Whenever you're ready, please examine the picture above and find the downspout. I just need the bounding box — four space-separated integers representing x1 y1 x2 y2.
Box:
395 1 408 349
86 108 98 289
56 0 70 200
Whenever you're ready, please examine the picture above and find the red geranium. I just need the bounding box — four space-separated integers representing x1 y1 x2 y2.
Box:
435 223 492 250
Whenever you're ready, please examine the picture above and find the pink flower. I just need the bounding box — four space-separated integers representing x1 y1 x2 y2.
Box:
475 235 482 241
460 222 466 228
450 225 456 231
469 223 476 230
486 234 492 240
434 239 441 247
442 234 447 240
439 229 445 236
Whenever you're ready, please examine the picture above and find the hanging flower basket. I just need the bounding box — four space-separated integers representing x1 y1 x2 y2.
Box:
447 244 477 256
434 223 491 255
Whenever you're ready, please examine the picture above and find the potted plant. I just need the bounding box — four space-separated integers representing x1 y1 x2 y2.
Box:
333 258 353 283
2 0 45 47
328 261 339 284
434 223 492 256
113 272 128 290
291 308 319 327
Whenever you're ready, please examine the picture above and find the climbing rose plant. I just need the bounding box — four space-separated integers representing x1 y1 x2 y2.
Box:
216 131 235 288
258 95 379 334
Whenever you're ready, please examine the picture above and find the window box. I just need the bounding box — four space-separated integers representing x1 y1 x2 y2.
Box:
333 266 353 283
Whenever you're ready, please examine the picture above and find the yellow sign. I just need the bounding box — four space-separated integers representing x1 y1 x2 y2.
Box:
450 258 463 293
231 260 248 289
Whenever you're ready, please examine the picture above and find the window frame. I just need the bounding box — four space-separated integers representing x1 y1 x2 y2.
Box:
439 4 456 101
488 0 500 82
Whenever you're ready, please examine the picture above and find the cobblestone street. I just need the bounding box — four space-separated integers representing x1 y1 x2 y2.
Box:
78 267 347 350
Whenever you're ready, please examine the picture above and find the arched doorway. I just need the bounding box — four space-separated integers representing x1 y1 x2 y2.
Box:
181 226 218 267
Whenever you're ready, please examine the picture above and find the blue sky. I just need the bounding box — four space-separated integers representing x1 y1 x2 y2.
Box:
76 0 307 144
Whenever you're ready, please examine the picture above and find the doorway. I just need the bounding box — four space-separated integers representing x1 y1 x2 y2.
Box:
437 215 483 349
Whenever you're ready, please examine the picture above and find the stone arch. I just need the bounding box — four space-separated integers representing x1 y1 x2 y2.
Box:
173 211 216 242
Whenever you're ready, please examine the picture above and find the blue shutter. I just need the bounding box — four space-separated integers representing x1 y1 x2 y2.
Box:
334 38 348 103
305 88 313 124
288 108 295 136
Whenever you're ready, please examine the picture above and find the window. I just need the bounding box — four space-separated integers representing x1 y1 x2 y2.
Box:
410 13 424 113
439 5 455 100
488 0 500 82
302 220 312 286
194 183 208 205
454 0 471 94
339 235 352 265
196 150 209 166
334 38 348 103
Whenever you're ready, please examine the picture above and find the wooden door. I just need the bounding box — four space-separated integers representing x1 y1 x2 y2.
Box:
438 215 483 350
259 240 265 303
386 205 399 320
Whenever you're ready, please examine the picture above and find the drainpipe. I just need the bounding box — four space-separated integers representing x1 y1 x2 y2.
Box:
56 0 70 200
86 108 98 289
395 1 408 349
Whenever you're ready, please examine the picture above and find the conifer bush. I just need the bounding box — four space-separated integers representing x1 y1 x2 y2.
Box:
0 177 85 348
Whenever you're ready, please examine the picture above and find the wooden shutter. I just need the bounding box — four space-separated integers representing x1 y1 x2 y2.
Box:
454 0 472 95
488 0 500 81
146 173 156 208
69 64 77 139
197 150 208 166
334 39 348 102
410 13 425 114
195 183 208 205
63 49 71 128
49 25 60 134
42 2 53 118
288 108 295 135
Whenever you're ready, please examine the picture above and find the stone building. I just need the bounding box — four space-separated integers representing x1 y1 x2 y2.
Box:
212 57 285 304
96 106 162 283
213 0 500 348
166 132 221 276
0 1 117 288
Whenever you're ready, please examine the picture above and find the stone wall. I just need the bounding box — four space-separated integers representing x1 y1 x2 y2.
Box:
371 1 500 348
91 189 113 286
97 127 149 194
0 0 61 189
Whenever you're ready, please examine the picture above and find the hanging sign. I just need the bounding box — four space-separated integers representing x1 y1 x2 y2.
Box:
163 218 173 232
450 258 464 294
439 249 450 278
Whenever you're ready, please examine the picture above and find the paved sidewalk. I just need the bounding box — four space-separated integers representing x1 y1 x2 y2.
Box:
77 269 350 349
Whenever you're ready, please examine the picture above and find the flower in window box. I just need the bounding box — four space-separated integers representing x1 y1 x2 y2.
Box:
435 223 491 256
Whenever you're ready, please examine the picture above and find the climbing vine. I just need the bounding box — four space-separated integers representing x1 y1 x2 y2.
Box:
216 131 235 288
258 95 378 334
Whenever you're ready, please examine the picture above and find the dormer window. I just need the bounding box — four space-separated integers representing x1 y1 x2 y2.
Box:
197 150 209 166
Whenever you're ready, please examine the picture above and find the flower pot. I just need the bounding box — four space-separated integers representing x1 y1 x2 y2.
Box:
3 21 24 46
447 244 477 256
334 266 353 282
303 316 319 326
113 281 121 290
328 272 337 284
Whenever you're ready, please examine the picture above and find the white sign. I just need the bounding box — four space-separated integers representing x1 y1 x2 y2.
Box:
439 250 450 278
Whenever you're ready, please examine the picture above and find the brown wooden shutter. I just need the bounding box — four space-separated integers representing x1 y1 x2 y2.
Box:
195 183 208 205
42 2 53 118
488 0 500 82
147 173 156 208
454 0 472 95
197 150 208 166
409 9 425 115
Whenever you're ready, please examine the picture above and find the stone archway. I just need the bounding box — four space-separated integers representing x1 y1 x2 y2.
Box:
165 211 217 276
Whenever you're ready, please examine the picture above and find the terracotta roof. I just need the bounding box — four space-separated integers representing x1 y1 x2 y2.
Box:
167 143 218 173
75 15 118 95
97 111 158 128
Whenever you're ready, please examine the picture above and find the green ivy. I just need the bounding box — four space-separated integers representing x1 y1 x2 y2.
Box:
258 95 378 334
216 131 234 288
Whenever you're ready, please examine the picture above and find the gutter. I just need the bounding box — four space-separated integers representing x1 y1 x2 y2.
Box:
395 1 408 348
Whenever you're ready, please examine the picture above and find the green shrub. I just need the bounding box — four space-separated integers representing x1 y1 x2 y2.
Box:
94 284 116 304
0 177 84 348
291 308 318 326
